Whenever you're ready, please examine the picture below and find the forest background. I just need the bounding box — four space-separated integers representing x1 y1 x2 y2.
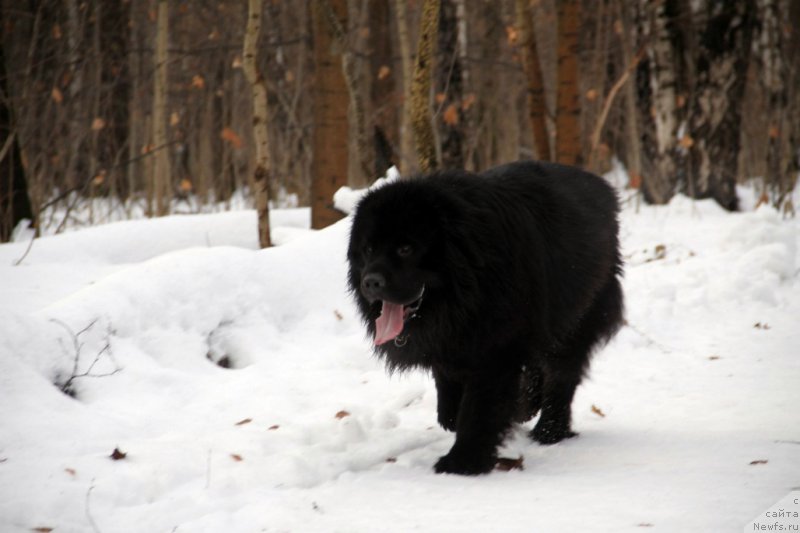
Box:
1 0 798 244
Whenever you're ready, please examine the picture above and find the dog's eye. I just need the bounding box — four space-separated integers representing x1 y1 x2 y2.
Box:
363 245 373 257
397 245 413 257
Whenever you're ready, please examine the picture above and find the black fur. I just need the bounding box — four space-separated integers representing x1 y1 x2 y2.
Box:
347 161 624 475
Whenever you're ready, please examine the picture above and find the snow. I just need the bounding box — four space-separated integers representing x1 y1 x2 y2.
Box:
1 179 799 532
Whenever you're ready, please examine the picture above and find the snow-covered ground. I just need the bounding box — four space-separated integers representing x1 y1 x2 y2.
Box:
1 180 799 532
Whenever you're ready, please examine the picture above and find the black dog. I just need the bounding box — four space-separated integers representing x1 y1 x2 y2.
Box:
347 161 624 475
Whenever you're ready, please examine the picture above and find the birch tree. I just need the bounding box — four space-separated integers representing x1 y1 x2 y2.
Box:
686 0 755 210
242 0 272 248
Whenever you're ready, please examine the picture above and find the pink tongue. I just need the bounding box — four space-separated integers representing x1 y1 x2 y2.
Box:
374 301 405 346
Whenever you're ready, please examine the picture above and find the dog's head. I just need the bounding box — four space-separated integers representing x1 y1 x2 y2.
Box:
347 182 446 345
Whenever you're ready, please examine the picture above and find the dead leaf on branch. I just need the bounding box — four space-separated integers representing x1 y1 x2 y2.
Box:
443 104 459 126
462 93 477 111
678 134 694 149
505 25 519 46
191 75 206 90
220 127 243 149
377 65 391 81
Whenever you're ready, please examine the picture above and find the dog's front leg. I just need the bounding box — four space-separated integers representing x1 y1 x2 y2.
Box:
434 368 518 475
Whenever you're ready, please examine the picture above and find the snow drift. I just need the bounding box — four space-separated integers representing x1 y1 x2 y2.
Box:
0 187 798 532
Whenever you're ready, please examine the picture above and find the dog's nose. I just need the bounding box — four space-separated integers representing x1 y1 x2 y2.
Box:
361 273 386 299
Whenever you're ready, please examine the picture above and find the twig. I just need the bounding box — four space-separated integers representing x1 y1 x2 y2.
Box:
86 479 101 533
588 45 647 169
50 318 121 395
625 321 673 354
12 228 37 266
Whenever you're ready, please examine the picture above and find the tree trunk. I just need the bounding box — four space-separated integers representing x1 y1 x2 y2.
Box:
617 0 643 190
555 0 581 166
687 0 755 211
756 0 793 209
516 0 550 161
410 0 440 173
66 0 86 192
151 0 171 217
311 0 348 229
316 0 373 185
435 0 464 170
243 0 272 248
369 0 396 178
643 0 682 203
392 0 415 175
0 39 34 241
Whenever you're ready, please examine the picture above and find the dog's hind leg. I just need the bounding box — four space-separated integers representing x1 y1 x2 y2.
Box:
513 364 543 423
531 275 623 444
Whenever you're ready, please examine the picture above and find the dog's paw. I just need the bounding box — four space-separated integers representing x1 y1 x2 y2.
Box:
434 451 495 475
530 420 578 445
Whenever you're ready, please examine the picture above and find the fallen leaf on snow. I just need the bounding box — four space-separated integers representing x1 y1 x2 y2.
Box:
495 456 524 471
110 448 127 461
235 418 252 426
591 404 606 417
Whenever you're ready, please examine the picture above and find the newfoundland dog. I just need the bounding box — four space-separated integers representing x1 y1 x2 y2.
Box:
347 161 624 475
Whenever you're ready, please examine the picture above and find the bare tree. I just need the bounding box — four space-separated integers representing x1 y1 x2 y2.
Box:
516 0 551 161
555 0 581 165
242 0 272 248
616 0 643 191
151 0 171 216
310 0 348 229
0 38 33 241
316 0 373 184
410 0 440 172
686 0 755 210
392 0 415 175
